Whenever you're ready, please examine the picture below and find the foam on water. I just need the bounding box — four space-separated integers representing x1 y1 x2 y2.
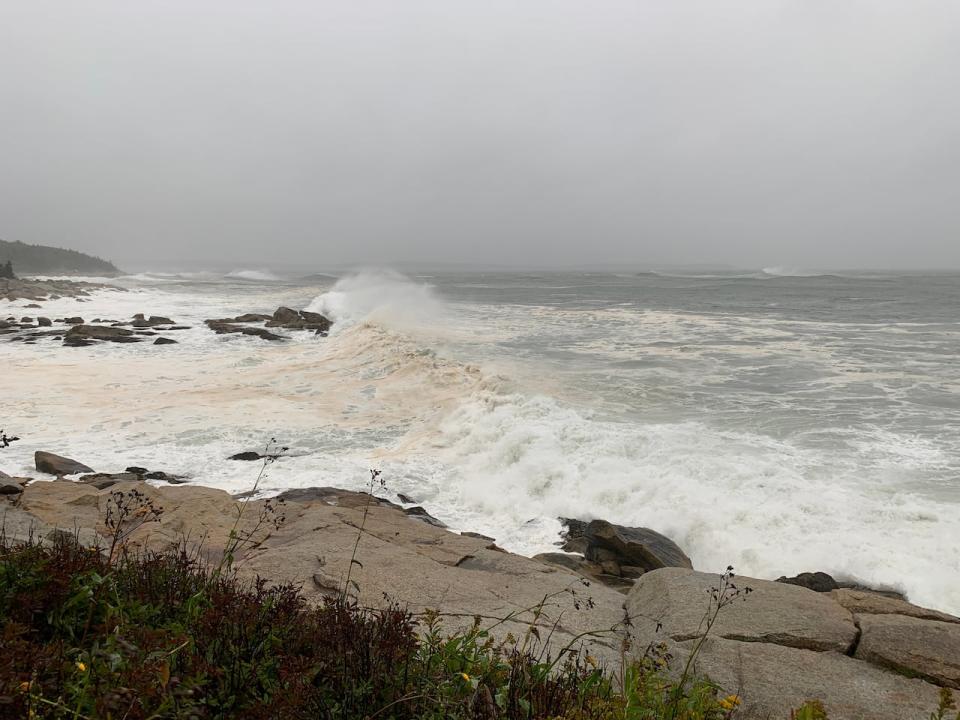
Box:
2 271 958 614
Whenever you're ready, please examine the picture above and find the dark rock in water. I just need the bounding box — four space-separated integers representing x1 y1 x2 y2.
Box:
272 306 300 324
777 572 840 593
397 493 418 504
299 310 328 324
266 307 332 332
580 519 692 573
154 337 178 345
132 314 175 328
37 317 51 326
126 466 149 475
205 320 286 341
145 471 187 484
230 313 272 323
63 316 84 324
24 303 41 308
135 330 157 336
168 325 191 330
35 451 94 477
559 517 590 554
0 483 24 495
403 506 447 528
65 324 138 343
21 316 33 323
229 451 263 461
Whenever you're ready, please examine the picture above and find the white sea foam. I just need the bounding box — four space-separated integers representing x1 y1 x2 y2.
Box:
306 270 448 331
2 271 958 615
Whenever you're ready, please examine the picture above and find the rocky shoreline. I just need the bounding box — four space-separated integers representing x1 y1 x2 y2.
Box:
2 278 333 347
2 449 957 719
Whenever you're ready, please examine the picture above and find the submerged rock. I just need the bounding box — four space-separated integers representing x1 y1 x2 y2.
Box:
228 451 263 461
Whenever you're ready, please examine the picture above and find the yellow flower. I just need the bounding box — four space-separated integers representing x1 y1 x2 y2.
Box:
460 672 470 682
718 694 741 710
76 661 87 672
585 654 597 668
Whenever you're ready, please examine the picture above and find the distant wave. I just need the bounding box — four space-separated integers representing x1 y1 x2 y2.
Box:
225 269 282 282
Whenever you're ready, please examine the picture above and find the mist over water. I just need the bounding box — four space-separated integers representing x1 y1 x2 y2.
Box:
2 269 959 613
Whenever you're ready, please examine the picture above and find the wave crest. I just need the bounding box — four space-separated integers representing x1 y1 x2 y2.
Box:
306 270 447 331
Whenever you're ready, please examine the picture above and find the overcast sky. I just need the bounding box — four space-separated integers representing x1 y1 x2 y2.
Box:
1 1 958 271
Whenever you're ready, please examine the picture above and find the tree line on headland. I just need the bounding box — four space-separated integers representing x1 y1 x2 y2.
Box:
0 237 119 276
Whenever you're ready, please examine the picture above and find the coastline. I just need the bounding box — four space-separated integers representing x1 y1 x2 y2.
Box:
3 459 958 718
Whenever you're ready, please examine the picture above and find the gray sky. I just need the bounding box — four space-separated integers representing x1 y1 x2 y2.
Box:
1 1 958 271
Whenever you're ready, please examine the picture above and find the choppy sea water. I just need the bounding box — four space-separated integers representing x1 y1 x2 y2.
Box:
2 269 958 613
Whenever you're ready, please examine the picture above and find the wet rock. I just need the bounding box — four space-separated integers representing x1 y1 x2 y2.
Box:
126 466 149 475
37 317 51 326
265 307 332 332
144 471 187 484
24 303 41 308
855 613 960 689
65 324 139 343
582 519 692 573
397 493 418 504
272 306 300 324
0 483 24 495
63 316 84 324
461 531 495 541
403 505 447 528
205 320 286 341
776 571 840 593
35 451 94 477
131 314 175 327
228 451 263 461
154 337 178 345
559 517 590 554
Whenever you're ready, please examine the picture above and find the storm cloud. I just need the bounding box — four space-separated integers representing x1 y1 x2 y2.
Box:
1 1 958 271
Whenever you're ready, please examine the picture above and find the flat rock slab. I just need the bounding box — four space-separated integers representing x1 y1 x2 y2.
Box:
16 481 630 664
830 588 960 624
855 613 960 689
675 636 943 720
625 567 858 653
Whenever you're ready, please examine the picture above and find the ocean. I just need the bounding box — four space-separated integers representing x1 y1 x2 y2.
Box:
3 268 958 613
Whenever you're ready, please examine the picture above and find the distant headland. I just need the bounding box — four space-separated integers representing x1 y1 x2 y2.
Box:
0 238 119 276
